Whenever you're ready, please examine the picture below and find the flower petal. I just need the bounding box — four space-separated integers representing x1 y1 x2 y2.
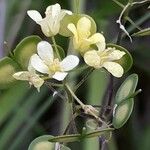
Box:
62 10 72 15
28 59 36 73
60 55 79 71
51 3 61 18
77 17 91 39
37 41 54 64
58 9 72 21
84 50 101 68
108 48 126 61
87 33 105 47
68 23 78 44
31 54 49 74
27 10 42 23
38 20 52 37
103 62 124 77
13 71 30 81
32 76 44 92
52 72 68 81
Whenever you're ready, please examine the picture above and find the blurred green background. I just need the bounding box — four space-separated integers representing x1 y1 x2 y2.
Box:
0 0 150 150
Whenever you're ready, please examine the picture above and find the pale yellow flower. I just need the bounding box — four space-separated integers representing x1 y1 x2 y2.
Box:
13 61 44 92
67 17 105 54
84 44 126 77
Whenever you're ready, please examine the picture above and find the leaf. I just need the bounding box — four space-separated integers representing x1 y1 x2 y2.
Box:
0 57 20 89
86 119 99 130
28 135 55 150
132 28 150 37
107 43 133 73
0 82 28 125
59 13 97 37
113 74 138 129
14 35 41 70
28 135 71 150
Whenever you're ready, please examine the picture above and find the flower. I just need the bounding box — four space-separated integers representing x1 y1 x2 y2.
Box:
67 17 105 54
30 41 79 81
27 3 72 37
84 44 126 77
13 60 44 92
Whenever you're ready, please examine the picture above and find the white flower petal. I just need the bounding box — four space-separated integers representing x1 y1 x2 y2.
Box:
84 50 101 68
31 54 49 74
13 71 30 81
37 41 54 64
52 72 68 81
103 62 124 78
38 20 52 37
51 3 61 18
58 9 72 22
62 10 72 15
28 59 36 73
27 10 42 23
108 49 126 61
60 55 79 71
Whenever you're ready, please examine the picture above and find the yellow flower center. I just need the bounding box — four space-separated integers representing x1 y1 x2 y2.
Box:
97 49 114 65
49 58 61 73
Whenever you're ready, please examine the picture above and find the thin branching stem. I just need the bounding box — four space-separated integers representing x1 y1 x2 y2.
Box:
112 0 124 8
74 68 94 91
132 0 150 5
125 16 142 30
116 2 133 42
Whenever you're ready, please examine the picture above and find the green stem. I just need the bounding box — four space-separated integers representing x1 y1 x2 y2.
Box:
74 68 94 91
65 84 85 107
51 36 61 60
44 81 63 87
65 84 109 126
117 89 142 105
112 0 124 8
125 16 142 30
75 0 80 13
49 128 114 143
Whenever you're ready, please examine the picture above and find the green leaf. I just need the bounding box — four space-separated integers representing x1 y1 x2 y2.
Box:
59 13 97 37
28 135 71 150
0 57 20 89
14 35 41 70
28 135 55 150
0 82 28 124
107 43 133 73
113 74 138 129
132 28 150 37
86 119 99 130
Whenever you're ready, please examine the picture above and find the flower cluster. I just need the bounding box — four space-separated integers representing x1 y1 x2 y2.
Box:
13 3 126 91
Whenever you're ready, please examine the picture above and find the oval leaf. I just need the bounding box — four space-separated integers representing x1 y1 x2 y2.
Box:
28 135 71 150
113 74 138 129
132 28 150 37
107 43 133 73
59 13 97 37
0 57 20 89
14 35 41 70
